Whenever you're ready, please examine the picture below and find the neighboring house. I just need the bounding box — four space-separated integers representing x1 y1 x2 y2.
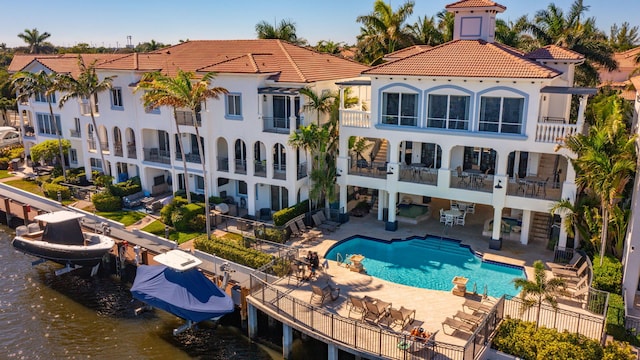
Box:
9 40 367 216
598 47 640 101
0 126 21 147
336 0 595 250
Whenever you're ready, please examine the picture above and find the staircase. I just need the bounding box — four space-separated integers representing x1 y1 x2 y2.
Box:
372 139 388 164
535 153 558 184
530 212 552 245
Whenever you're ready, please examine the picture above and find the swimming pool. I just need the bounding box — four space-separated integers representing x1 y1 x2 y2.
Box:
325 236 525 297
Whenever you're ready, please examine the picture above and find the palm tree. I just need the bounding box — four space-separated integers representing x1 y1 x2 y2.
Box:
559 94 636 264
299 87 333 126
407 15 444 46
523 0 616 86
314 40 343 55
513 260 566 327
436 10 455 43
255 19 305 45
136 70 227 240
356 0 415 64
11 70 67 180
136 40 166 53
56 57 115 179
0 97 16 126
608 22 640 51
495 17 535 50
17 28 52 54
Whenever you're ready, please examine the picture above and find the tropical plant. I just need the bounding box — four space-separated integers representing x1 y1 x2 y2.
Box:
29 139 70 166
559 94 636 263
11 70 68 180
550 195 600 251
513 260 567 327
495 17 535 50
135 70 227 240
436 10 455 43
17 28 52 54
355 0 415 65
523 0 616 86
136 40 167 52
255 19 306 45
56 57 115 179
314 40 344 54
0 97 16 126
299 87 333 126
608 22 640 51
350 137 372 166
407 16 443 46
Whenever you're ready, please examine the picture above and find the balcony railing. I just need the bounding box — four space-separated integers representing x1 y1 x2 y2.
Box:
235 159 247 174
506 177 562 201
341 110 371 128
127 144 137 159
217 157 229 172
87 138 96 151
535 122 579 143
254 161 266 177
143 147 171 164
114 143 123 157
399 165 438 186
175 110 201 127
273 164 286 180
449 172 493 193
297 162 307 180
348 159 388 179
69 129 81 138
263 117 290 134
99 141 109 153
176 152 202 164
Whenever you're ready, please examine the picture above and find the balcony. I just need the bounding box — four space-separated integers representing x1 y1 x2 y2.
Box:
506 177 562 201
127 144 137 159
450 171 493 193
297 162 307 180
535 118 580 144
341 110 371 128
217 157 229 172
263 117 290 134
175 110 201 127
273 164 286 180
399 165 437 186
235 159 247 174
348 159 388 179
176 152 202 164
254 161 266 177
88 138 96 151
69 129 81 138
143 147 171 164
114 143 123 157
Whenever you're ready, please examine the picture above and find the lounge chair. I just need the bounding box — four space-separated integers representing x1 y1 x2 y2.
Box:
462 299 493 314
289 222 302 238
563 283 589 302
363 298 391 323
442 317 475 334
552 260 588 278
347 296 367 320
312 213 336 232
288 262 305 285
453 310 483 325
295 218 309 232
389 306 416 328
310 284 340 305
317 211 340 228
549 253 583 270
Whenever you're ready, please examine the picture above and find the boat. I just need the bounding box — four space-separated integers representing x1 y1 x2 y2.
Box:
12 210 115 269
131 250 234 335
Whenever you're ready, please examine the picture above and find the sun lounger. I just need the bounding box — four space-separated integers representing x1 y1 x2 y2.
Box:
552 260 588 278
312 213 336 232
462 299 493 314
563 283 589 302
389 306 416 328
289 222 302 237
317 211 340 228
295 218 309 231
310 284 340 305
453 310 483 325
363 298 391 323
347 295 367 320
549 253 583 270
442 317 475 334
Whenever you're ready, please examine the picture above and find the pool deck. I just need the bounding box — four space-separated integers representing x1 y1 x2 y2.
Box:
273 203 598 346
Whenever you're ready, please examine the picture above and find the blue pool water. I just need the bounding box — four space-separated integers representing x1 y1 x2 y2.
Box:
325 236 525 297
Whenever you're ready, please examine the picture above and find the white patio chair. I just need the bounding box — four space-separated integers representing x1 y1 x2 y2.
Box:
444 214 454 227
439 209 446 223
465 203 475 214
456 212 466 226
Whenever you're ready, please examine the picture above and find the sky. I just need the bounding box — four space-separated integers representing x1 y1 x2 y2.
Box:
2 0 639 49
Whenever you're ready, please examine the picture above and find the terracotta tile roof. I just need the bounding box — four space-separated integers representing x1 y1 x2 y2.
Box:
383 45 432 61
364 40 561 79
525 45 584 61
445 0 506 10
630 76 640 93
8 54 126 76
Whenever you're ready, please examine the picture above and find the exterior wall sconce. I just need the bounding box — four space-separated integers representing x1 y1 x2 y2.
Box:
494 180 503 189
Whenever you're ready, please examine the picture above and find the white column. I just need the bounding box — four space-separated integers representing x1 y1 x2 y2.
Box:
520 210 531 245
247 303 258 339
282 323 293 359
558 215 568 249
247 182 256 217
378 190 385 221
339 184 347 213
327 343 339 360
388 191 397 223
492 206 503 241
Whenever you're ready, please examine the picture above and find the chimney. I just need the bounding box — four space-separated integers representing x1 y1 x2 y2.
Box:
445 0 506 43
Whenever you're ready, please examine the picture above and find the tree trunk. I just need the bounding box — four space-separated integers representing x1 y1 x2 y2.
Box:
174 109 191 203
49 100 67 181
192 109 211 240
90 111 109 178
600 205 608 266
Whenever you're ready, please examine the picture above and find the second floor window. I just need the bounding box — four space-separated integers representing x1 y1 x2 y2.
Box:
479 97 524 134
427 94 470 130
35 92 55 103
111 88 123 109
36 113 61 135
226 94 242 118
70 149 78 164
90 157 102 170
382 92 418 126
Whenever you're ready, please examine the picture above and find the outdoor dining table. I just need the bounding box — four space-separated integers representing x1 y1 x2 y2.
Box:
444 209 463 218
523 176 545 197
464 169 485 189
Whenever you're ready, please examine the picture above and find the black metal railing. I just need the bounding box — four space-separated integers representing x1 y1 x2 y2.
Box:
217 157 229 172
69 129 81 138
114 143 123 157
127 144 137 159
176 152 202 164
263 117 290 134
143 148 171 164
175 110 201 126
235 159 247 174
297 162 307 180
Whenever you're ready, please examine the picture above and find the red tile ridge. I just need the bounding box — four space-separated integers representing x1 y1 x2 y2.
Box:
445 0 506 10
277 40 307 83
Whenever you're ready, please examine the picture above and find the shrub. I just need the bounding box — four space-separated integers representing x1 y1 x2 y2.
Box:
603 341 636 360
172 190 205 202
172 202 204 232
42 182 71 200
188 214 206 232
160 196 188 225
194 236 273 269
254 226 287 243
92 192 122 211
272 200 309 226
592 254 622 294
110 177 142 197
0 157 9 170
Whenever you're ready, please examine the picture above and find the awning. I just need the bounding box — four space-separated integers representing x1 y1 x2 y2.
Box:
258 87 300 95
131 265 234 323
335 79 371 86
540 86 597 95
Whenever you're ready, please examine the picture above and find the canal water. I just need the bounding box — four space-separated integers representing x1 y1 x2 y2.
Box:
0 226 276 360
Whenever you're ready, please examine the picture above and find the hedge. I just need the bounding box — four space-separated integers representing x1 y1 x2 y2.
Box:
92 192 122 211
42 182 72 200
592 254 622 294
254 226 287 243
194 236 273 269
110 176 142 197
272 200 309 226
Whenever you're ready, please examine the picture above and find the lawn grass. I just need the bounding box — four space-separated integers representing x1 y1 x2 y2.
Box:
96 210 147 227
0 170 14 179
4 179 44 196
141 220 200 244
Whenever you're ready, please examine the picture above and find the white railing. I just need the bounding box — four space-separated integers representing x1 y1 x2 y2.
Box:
535 123 580 143
341 110 371 128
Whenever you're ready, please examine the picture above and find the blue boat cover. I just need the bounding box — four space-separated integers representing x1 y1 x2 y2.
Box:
131 265 234 323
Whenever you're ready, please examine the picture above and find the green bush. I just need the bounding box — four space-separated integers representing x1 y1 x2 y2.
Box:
172 190 205 202
92 192 122 211
50 175 65 184
0 157 9 170
493 318 608 360
110 176 142 197
592 254 622 294
254 226 287 243
272 200 309 226
171 202 204 232
188 214 206 232
194 236 273 269
42 182 71 200
604 341 636 360
160 196 188 225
